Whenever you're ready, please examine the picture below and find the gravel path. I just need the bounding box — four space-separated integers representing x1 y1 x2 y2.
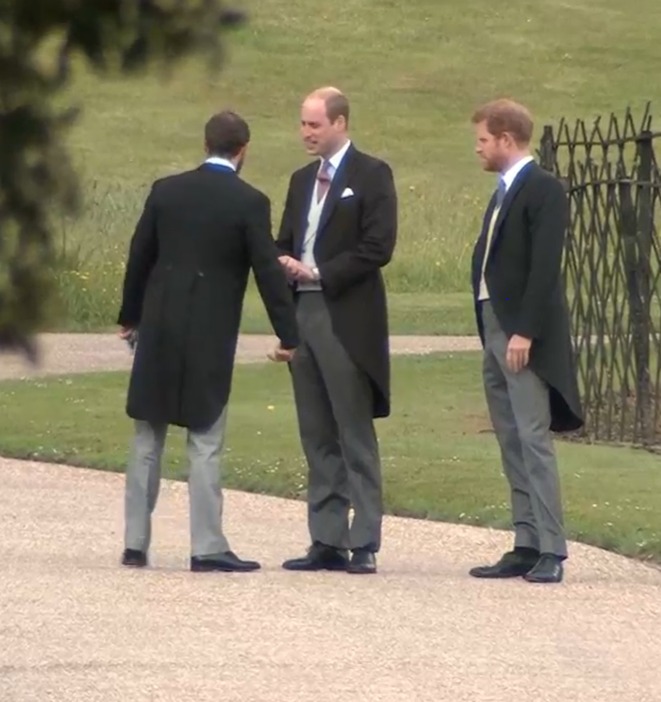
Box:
1 460 660 702
2 333 660 701
0 332 481 380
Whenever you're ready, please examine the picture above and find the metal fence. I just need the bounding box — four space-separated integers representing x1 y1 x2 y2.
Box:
538 105 661 450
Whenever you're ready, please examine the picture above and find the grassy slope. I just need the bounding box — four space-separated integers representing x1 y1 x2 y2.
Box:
49 0 661 331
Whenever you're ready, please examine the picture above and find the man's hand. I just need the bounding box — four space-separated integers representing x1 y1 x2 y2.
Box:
267 343 296 363
278 255 301 282
119 326 138 350
291 263 317 284
278 256 318 283
506 334 532 373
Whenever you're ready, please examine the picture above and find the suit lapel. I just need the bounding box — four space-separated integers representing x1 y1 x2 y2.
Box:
473 193 498 296
317 145 355 236
490 160 536 245
293 145 357 257
477 194 498 250
293 164 319 257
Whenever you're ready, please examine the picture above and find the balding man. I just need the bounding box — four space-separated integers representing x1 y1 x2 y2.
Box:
274 87 398 575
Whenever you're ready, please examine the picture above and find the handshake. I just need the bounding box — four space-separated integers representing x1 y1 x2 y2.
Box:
277 255 320 285
267 254 319 364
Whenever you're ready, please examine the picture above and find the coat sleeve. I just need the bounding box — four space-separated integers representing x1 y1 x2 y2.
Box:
515 177 569 339
275 174 296 256
246 192 299 349
317 161 397 298
117 184 159 327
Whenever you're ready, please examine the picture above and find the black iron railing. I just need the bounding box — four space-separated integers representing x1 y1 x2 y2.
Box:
538 105 661 450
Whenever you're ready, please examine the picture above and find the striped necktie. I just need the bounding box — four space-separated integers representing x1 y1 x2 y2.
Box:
316 160 331 203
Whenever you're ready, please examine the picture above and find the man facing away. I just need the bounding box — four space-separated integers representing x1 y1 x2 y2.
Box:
273 87 398 575
117 111 299 573
469 98 583 584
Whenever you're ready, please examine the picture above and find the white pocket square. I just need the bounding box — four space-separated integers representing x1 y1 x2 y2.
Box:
340 187 354 199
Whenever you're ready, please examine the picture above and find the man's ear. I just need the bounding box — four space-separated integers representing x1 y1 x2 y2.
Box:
501 132 516 150
333 115 347 131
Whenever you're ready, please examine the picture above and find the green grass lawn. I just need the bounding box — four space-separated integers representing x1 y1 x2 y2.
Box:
47 0 661 331
58 286 476 336
1 353 660 562
243 291 475 335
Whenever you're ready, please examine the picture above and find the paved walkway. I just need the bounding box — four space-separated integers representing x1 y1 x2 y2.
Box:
1 334 661 701
0 332 482 379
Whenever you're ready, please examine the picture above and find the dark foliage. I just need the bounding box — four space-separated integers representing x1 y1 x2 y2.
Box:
0 0 245 361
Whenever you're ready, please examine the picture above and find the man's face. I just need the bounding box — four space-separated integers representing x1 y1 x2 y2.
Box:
474 120 509 173
300 97 344 158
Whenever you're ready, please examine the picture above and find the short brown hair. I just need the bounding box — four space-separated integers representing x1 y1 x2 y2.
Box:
204 110 250 157
471 99 534 145
309 86 350 126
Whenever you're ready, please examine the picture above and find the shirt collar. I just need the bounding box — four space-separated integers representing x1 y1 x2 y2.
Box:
204 156 236 171
500 155 534 190
323 139 352 172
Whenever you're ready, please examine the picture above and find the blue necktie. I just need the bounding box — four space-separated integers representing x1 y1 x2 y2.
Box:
496 177 507 208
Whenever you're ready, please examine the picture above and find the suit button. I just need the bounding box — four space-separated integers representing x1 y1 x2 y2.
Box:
197 271 204 278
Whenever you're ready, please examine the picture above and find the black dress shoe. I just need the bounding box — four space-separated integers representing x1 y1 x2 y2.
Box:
347 549 377 574
523 554 564 583
190 551 260 573
121 548 147 567
282 543 349 571
469 548 539 579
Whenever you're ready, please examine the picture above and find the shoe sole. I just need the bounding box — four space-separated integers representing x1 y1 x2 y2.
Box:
191 563 261 573
469 572 529 579
347 568 377 575
282 563 348 572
